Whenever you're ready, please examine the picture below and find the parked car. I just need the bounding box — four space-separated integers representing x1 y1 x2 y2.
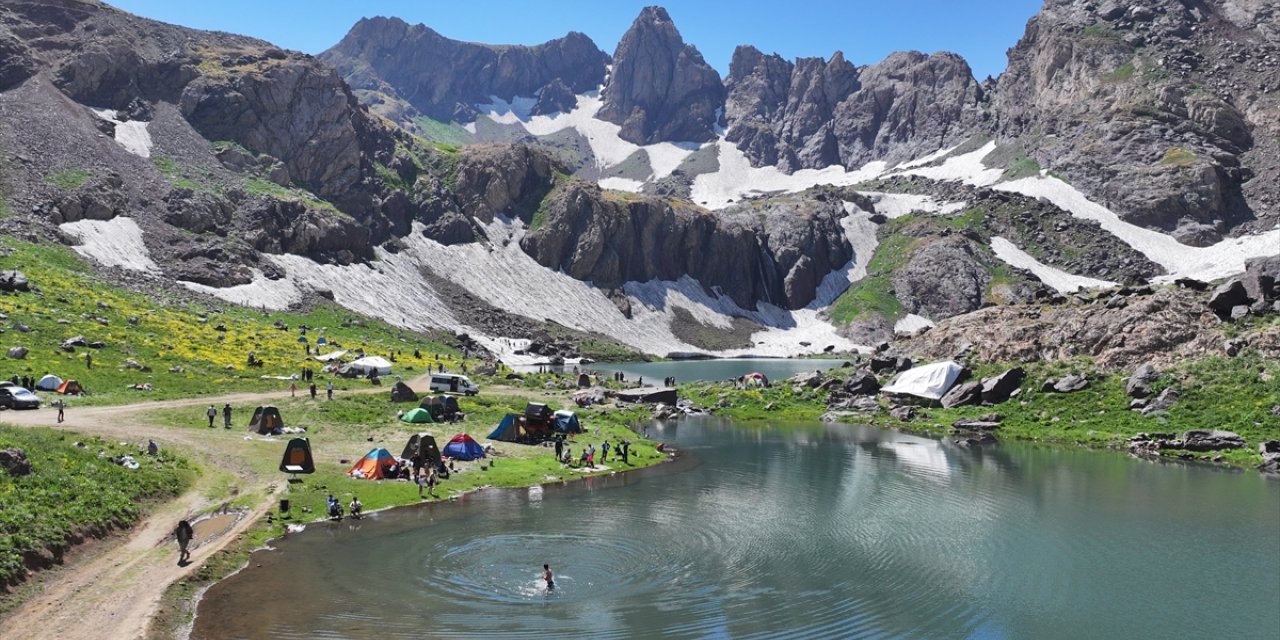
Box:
0 386 40 409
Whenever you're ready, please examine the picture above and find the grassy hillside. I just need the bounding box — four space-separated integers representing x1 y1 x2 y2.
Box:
0 425 194 589
685 352 1280 468
0 239 461 405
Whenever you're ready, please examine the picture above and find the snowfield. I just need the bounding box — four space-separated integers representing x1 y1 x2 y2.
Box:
477 93 698 180
997 176 1280 283
691 141 887 209
989 236 1116 293
91 107 152 158
60 217 159 272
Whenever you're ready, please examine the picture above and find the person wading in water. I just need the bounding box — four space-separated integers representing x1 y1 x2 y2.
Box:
543 563 554 591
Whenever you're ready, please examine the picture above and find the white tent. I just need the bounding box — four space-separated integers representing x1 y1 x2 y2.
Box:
36 374 63 391
312 349 348 362
880 361 964 400
344 356 393 376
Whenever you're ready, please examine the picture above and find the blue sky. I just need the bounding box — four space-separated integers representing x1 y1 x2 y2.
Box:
108 1 1043 79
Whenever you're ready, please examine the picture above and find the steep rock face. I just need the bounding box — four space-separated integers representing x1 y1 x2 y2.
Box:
520 184 852 309
725 48 984 171
597 6 724 144
832 51 985 168
178 57 367 197
993 0 1280 236
320 17 609 123
724 47 858 171
452 144 560 223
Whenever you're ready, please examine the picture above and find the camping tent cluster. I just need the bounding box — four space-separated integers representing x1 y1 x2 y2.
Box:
347 432 483 480
487 407 583 443
33 375 83 394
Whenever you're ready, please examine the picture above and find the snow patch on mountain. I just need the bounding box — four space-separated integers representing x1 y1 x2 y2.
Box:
997 176 1280 283
59 217 158 272
598 177 645 192
90 108 152 158
989 236 1116 293
860 192 967 218
892 141 1002 185
894 314 935 334
476 93 697 180
691 141 887 209
179 269 303 309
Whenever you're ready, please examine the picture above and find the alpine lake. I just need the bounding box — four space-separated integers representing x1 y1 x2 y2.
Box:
192 413 1279 639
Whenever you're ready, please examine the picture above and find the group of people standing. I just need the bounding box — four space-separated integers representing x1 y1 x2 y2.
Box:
205 403 233 428
554 435 631 467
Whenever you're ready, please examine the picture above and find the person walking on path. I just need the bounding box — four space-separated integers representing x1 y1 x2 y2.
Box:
326 380 334 400
222 403 232 429
543 564 554 591
290 382 297 397
205 405 216 428
309 382 317 399
55 398 65 423
175 520 194 564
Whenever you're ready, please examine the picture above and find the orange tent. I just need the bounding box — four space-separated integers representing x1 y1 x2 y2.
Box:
347 448 397 479
56 379 84 395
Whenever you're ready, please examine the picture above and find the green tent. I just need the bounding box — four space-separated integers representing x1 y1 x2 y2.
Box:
400 407 434 424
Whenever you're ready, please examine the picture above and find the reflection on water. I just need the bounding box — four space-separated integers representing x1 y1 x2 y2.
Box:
194 418 1280 640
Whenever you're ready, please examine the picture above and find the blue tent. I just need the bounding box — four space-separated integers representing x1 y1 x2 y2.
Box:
487 414 520 442
552 410 583 433
442 433 485 460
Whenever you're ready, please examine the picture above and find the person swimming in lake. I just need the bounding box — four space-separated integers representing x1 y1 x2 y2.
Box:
543 564 554 591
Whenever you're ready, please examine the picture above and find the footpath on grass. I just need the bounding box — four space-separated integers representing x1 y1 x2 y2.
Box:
0 368 668 640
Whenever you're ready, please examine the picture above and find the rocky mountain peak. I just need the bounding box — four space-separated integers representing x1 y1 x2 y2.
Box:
597 5 724 144
724 46 983 173
992 0 1280 239
320 16 609 125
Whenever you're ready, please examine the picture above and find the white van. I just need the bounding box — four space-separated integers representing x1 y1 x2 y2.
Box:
430 373 479 396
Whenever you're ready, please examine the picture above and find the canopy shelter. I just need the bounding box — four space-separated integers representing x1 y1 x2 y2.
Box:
56 379 84 395
36 374 62 391
552 409 583 433
400 433 441 467
880 361 965 401
248 405 285 434
279 437 315 474
312 350 348 362
487 413 521 442
442 434 485 461
400 407 434 424
348 447 397 479
342 356 392 377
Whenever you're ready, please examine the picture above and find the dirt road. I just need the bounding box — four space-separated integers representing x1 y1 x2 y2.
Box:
0 370 442 640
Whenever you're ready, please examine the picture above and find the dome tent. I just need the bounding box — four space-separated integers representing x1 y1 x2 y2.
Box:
400 407 434 424
442 434 485 461
36 374 63 391
348 447 397 479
